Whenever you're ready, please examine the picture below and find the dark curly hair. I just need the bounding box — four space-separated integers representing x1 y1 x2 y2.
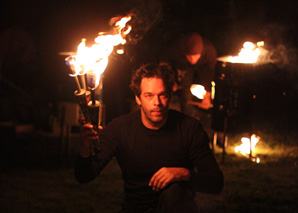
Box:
130 62 175 98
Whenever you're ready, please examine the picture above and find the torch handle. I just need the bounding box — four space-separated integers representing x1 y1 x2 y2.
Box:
88 103 100 130
91 89 96 105
74 76 81 94
74 90 102 156
88 102 101 155
74 90 91 123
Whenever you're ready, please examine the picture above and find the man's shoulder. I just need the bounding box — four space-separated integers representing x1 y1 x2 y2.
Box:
168 109 205 137
108 110 140 126
168 109 200 125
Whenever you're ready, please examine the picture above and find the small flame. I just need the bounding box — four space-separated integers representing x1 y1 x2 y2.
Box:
190 84 206 99
65 55 83 76
218 41 265 64
116 48 125 55
235 134 261 163
65 15 131 90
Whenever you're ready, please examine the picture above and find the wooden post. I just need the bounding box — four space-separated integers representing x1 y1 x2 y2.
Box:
60 105 66 161
221 116 228 164
212 132 217 153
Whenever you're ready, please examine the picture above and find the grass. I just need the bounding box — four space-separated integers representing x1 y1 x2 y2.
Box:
0 131 297 212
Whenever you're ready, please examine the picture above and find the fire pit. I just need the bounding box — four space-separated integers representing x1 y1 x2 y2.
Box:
212 61 257 133
212 41 270 162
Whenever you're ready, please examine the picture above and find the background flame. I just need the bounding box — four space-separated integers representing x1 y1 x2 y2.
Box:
228 41 264 63
235 134 260 163
218 41 265 64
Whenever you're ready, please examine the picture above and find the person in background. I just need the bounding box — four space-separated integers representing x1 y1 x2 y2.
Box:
161 32 217 120
75 62 223 213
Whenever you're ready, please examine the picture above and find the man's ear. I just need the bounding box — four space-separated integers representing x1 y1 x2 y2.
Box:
135 95 141 106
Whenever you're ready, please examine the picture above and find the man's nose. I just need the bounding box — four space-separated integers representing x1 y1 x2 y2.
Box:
153 95 161 105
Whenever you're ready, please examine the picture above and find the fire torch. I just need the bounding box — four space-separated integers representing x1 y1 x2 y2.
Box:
64 15 132 156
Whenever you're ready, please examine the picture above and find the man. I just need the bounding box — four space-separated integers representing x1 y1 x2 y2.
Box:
75 63 223 212
161 32 217 117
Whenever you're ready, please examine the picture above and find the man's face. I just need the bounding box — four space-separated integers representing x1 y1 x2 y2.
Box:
135 77 170 130
185 53 201 65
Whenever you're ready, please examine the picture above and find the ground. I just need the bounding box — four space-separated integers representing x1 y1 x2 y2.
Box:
0 131 297 212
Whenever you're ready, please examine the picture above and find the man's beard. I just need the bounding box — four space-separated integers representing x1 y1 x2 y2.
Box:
144 107 168 126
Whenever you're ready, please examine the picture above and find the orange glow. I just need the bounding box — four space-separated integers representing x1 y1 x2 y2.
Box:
235 134 261 163
218 41 265 64
190 84 206 99
116 48 125 54
65 15 131 90
211 81 215 100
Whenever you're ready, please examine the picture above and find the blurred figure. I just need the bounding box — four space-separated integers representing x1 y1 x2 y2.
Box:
161 32 217 119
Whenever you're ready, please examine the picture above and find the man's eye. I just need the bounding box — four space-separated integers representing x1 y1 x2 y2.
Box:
145 94 152 98
160 94 167 98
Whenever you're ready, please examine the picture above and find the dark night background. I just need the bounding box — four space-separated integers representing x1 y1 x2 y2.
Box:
1 1 298 212
1 0 297 148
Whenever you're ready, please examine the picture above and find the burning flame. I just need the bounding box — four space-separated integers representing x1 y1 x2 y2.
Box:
218 41 265 64
190 84 206 99
235 134 260 163
65 15 131 90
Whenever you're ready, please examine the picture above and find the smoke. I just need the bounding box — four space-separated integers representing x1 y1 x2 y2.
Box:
257 23 298 71
257 41 298 92
258 44 298 71
124 0 164 45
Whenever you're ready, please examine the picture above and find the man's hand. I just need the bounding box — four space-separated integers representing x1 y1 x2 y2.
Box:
187 91 213 110
200 91 212 110
149 167 190 191
78 118 103 158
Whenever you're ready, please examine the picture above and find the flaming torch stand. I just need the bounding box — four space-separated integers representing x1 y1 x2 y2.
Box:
87 89 102 156
63 14 131 157
74 85 103 156
74 89 91 122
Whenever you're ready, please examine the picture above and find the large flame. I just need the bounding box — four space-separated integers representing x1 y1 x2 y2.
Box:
65 15 131 90
235 134 260 163
190 84 206 100
218 41 264 64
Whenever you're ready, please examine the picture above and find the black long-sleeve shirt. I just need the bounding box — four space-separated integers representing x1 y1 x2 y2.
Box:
74 109 223 211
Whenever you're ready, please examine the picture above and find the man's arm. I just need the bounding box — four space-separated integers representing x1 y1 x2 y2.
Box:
188 122 224 194
78 122 102 158
149 167 190 191
74 118 116 183
74 120 101 183
187 91 213 110
148 120 223 194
